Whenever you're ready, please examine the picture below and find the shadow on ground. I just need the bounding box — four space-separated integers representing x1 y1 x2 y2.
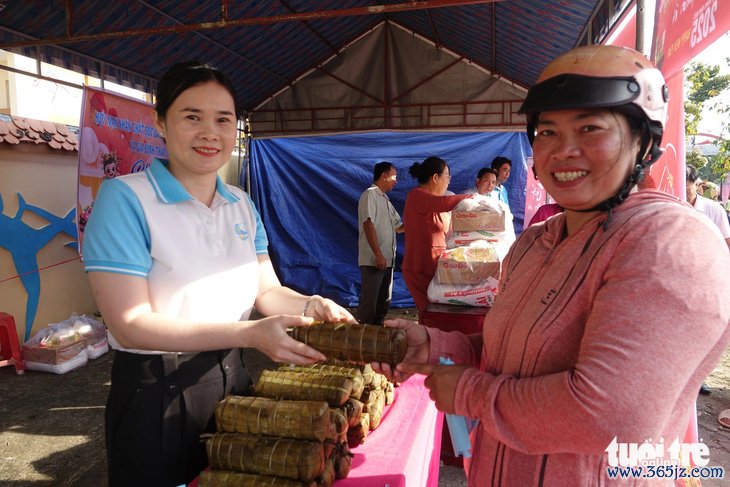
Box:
0 353 111 487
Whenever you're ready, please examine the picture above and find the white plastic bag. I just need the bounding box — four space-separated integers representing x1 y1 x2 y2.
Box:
427 275 499 307
22 313 109 374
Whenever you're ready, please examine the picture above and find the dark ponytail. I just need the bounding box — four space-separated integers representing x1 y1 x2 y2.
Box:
408 156 447 185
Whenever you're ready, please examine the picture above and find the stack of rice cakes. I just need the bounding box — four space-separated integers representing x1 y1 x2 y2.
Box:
200 322 403 486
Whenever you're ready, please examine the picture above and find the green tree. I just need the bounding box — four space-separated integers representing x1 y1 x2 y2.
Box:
684 59 730 179
686 148 708 170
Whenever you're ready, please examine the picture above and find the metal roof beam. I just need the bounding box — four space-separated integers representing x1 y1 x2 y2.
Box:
65 0 73 37
0 0 499 49
426 10 443 48
278 0 340 55
0 24 156 90
317 67 384 104
389 19 527 90
390 56 463 102
251 20 385 111
134 0 288 83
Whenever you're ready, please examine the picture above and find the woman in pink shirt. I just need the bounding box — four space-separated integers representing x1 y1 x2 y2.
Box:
379 46 730 486
402 156 471 311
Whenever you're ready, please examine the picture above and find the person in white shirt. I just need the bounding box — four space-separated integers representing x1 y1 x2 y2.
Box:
686 165 730 250
356 162 404 324
686 164 730 396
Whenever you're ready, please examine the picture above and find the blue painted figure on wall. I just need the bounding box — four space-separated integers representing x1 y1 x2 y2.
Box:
0 192 77 340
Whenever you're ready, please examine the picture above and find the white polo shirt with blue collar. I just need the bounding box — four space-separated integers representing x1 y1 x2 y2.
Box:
83 159 268 352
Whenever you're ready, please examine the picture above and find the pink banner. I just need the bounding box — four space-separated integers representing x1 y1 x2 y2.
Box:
652 0 730 79
522 157 549 227
76 86 167 250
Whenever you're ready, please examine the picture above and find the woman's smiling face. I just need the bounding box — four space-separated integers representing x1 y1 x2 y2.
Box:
154 81 237 179
532 109 640 212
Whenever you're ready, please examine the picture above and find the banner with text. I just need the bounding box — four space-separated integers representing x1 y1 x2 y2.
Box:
652 0 729 79
76 86 167 251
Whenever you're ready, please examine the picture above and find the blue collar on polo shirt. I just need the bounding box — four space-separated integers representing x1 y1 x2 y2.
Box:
145 158 240 204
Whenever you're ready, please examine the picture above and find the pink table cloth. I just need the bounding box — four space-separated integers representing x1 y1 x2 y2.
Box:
337 374 443 487
189 374 444 487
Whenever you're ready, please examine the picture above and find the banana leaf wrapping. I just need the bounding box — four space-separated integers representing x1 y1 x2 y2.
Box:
332 443 353 479
359 389 369 405
205 433 324 481
328 408 348 437
198 470 317 487
254 370 352 406
215 396 331 442
278 364 365 400
343 398 363 427
363 389 385 430
346 412 370 447
318 459 335 487
324 361 374 386
323 438 337 461
357 364 374 386
385 381 395 405
288 322 407 367
369 372 383 390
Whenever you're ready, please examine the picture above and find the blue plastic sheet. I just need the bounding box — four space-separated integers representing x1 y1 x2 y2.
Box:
249 131 531 307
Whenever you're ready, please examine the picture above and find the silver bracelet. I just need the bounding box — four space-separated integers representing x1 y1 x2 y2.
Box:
302 295 321 317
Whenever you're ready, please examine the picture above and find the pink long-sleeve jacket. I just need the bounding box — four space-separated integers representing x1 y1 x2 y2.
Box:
427 190 730 486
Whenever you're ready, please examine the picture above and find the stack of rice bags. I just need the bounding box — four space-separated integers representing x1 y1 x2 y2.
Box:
200 363 394 487
427 195 515 307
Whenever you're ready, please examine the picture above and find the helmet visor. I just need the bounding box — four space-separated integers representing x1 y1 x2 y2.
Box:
519 74 641 115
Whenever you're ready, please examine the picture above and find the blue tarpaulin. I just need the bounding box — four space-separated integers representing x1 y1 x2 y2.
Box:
249 131 531 308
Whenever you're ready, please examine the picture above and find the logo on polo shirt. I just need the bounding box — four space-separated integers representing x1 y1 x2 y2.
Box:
234 223 250 241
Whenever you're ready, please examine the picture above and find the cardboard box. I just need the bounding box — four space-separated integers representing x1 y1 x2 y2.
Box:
452 210 505 232
436 246 500 284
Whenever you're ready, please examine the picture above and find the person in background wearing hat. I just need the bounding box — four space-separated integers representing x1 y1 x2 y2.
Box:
374 45 730 486
686 164 730 250
83 61 354 487
356 161 404 325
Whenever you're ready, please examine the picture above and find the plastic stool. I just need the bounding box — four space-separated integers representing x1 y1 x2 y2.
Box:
0 312 24 375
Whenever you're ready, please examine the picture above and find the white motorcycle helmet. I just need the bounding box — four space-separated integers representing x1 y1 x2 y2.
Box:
519 45 669 212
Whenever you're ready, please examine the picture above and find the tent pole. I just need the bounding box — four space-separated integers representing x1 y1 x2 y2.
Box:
244 116 252 197
635 0 645 54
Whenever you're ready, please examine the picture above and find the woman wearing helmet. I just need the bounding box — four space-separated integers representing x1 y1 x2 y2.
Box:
375 45 730 485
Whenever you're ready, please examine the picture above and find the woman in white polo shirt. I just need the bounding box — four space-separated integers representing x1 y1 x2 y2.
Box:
83 61 354 487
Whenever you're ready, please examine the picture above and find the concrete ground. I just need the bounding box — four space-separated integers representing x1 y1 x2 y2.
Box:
2 314 729 486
